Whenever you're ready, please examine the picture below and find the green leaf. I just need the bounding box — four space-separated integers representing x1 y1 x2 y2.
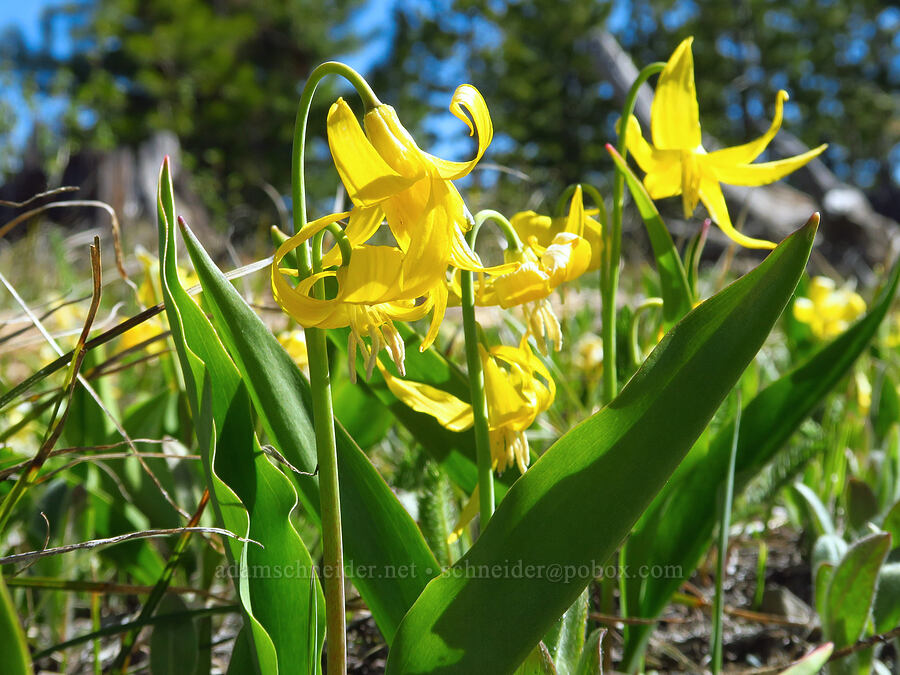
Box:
620 252 900 670
158 158 323 675
0 576 32 675
794 483 837 537
873 562 900 634
543 589 588 675
573 628 605 675
514 643 557 675
824 532 890 647
607 146 693 323
386 218 816 674
846 478 879 532
779 643 834 675
815 563 835 620
881 499 900 548
178 216 439 643
150 596 198 675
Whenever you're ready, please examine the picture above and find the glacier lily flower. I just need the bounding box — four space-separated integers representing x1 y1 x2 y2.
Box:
510 186 604 271
272 211 447 380
326 84 494 299
624 37 827 249
792 276 865 339
380 336 555 475
473 189 592 352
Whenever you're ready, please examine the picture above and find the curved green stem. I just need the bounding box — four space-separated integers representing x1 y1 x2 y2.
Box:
460 227 495 529
312 222 353 274
604 61 665 404
473 209 523 253
628 297 663 368
290 60 378 675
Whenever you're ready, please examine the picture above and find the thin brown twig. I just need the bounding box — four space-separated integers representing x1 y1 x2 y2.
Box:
0 186 79 208
829 626 900 661
0 199 131 287
34 451 200 484
0 526 260 566
589 611 690 626
3 575 230 603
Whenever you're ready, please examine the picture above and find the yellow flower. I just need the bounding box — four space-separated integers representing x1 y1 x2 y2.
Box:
326 84 493 298
277 329 309 372
624 37 827 249
380 337 555 475
854 370 872 416
792 276 866 339
574 333 604 374
473 188 593 353
272 211 447 380
510 186 604 272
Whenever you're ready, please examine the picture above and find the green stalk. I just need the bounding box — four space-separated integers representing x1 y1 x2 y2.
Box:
460 216 494 528
604 61 665 404
290 60 377 675
712 389 742 673
304 325 344 672
458 210 524 528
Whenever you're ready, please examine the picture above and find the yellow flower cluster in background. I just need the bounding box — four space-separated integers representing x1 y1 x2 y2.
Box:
792 276 866 339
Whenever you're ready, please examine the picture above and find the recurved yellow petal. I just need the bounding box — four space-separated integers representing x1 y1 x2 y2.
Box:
706 91 789 166
426 85 494 180
708 144 828 187
651 37 701 150
697 179 776 250
378 363 474 432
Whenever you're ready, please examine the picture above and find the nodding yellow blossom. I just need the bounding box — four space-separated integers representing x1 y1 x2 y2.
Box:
274 86 500 376
380 337 555 475
510 188 604 272
473 189 593 353
272 212 447 381
792 276 866 339
574 333 604 375
624 37 827 249
277 329 309 372
326 84 494 298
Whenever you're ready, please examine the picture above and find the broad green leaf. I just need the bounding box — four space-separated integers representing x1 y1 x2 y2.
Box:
779 643 834 675
794 483 837 537
573 628 605 675
824 532 890 647
543 589 588 675
515 643 557 675
815 563 835 619
179 219 439 643
881 499 900 548
150 596 198 675
386 218 816 674
846 478 879 532
607 146 693 322
873 562 900 633
813 534 849 571
620 253 900 671
0 576 32 675
158 159 323 675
